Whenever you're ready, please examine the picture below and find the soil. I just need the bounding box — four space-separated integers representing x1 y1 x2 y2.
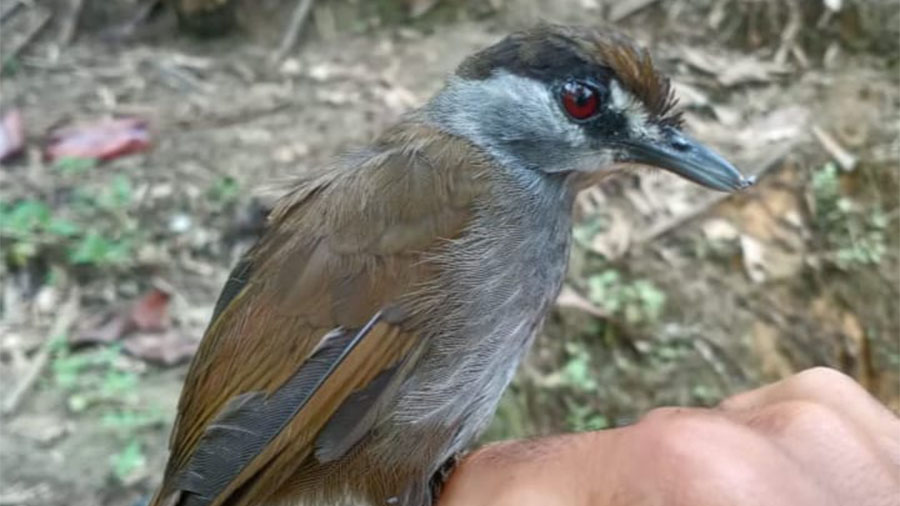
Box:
0 1 897 505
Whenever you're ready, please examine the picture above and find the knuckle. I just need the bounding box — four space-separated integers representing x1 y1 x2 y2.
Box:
758 399 847 437
633 411 736 469
792 366 856 391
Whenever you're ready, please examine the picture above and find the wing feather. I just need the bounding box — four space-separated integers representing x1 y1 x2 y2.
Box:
150 123 489 506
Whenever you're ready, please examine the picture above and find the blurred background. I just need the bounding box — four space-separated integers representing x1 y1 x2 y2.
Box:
0 0 898 504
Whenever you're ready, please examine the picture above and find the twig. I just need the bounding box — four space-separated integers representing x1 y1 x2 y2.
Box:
172 100 294 130
270 0 315 65
633 141 795 245
58 0 84 45
608 0 661 22
152 60 213 94
812 125 857 171
4 8 51 62
634 190 737 245
2 290 79 416
774 0 802 65
0 0 26 23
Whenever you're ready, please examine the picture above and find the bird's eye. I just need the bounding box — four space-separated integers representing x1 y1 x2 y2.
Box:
560 81 601 121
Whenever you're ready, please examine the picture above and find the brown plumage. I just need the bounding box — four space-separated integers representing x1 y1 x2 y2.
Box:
151 24 749 506
152 123 492 506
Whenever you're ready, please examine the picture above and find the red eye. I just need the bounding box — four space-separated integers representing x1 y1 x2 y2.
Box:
561 81 600 120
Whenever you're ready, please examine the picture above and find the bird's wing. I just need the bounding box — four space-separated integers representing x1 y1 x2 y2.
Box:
151 124 488 506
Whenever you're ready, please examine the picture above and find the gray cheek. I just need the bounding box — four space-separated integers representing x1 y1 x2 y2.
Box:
425 72 594 173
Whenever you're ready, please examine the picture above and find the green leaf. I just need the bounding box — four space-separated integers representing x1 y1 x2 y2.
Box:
101 408 166 431
100 370 138 397
68 232 131 265
110 440 146 482
53 157 98 174
2 200 52 235
47 218 80 237
208 176 240 204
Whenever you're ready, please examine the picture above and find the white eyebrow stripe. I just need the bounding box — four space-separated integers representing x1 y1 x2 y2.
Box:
609 80 662 141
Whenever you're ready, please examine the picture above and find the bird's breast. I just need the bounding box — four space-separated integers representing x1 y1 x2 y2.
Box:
376 176 575 465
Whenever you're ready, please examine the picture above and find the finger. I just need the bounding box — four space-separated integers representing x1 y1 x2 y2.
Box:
719 367 900 451
730 399 900 506
624 408 836 506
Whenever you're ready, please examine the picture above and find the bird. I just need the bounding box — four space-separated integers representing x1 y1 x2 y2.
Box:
149 24 752 506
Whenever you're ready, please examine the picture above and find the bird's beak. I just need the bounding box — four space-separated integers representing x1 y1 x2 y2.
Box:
620 128 754 192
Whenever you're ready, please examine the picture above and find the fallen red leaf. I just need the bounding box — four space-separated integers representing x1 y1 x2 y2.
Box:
45 118 150 162
130 288 171 331
123 330 199 366
0 110 25 161
71 287 171 345
71 309 135 345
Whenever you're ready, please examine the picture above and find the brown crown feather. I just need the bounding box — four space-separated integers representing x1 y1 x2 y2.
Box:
457 25 682 127
580 31 682 127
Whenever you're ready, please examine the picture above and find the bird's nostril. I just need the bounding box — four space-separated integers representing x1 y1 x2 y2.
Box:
671 137 691 152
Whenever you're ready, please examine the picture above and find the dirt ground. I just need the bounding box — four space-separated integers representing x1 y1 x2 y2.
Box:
1 1 898 505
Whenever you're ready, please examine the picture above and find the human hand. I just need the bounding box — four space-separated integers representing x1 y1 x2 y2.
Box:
439 367 900 506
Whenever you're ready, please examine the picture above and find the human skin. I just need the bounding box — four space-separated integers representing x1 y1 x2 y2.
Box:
439 367 900 506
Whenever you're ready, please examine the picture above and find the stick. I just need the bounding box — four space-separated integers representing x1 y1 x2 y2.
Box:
58 0 84 45
0 0 26 24
4 8 51 62
2 291 79 416
609 0 661 22
270 0 315 65
812 125 857 171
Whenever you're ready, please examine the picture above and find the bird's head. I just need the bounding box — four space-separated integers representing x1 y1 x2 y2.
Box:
426 25 753 192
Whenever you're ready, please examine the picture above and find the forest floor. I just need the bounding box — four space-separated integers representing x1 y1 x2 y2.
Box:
1 1 898 505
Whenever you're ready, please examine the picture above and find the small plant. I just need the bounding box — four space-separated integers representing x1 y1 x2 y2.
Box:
53 157 98 175
68 232 133 265
110 439 147 483
1 56 20 76
50 342 139 412
557 342 609 432
812 163 889 268
565 401 609 432
561 342 599 392
1 175 139 269
587 270 667 325
101 408 167 432
50 339 162 482
207 176 241 205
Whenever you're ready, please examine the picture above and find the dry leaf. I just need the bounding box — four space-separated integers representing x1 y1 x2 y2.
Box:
46 118 151 162
556 285 611 319
407 0 440 18
736 106 810 148
123 331 198 366
71 309 134 345
752 321 794 380
130 288 171 332
739 234 804 283
71 288 171 345
717 58 789 87
702 218 739 242
588 208 632 260
0 110 24 161
812 125 858 171
671 81 710 108
678 48 790 87
740 235 767 283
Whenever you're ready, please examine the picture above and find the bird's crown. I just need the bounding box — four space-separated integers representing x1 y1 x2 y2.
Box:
456 24 681 127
